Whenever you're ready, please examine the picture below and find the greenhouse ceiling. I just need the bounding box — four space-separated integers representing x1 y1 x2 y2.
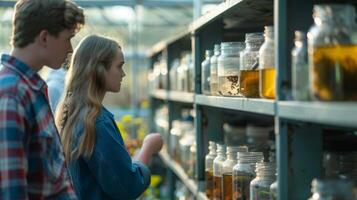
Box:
0 0 220 54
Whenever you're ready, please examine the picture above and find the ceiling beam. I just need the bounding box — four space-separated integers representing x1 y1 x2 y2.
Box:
0 0 221 8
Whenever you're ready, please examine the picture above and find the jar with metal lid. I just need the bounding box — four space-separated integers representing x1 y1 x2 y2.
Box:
240 33 264 98
269 180 277 200
210 44 221 96
259 26 275 99
232 152 264 200
222 146 248 200
213 144 227 200
218 42 245 96
202 50 213 95
292 31 309 101
206 141 217 199
250 162 276 200
308 4 357 101
308 178 355 200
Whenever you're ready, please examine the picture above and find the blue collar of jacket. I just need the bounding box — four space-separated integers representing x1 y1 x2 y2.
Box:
1 54 46 91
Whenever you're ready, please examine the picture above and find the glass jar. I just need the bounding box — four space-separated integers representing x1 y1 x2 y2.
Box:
223 122 246 146
188 142 197 179
259 26 276 99
177 52 189 92
202 50 213 95
308 4 357 101
213 144 227 200
308 179 355 200
270 180 278 200
222 146 248 200
210 44 221 96
232 152 264 200
218 42 245 96
246 124 272 159
205 141 217 199
170 120 182 161
179 131 195 171
250 162 276 200
170 59 180 91
240 33 264 98
187 54 195 93
292 31 309 101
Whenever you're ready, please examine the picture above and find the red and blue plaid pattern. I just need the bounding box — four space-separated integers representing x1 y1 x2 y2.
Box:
0 54 76 200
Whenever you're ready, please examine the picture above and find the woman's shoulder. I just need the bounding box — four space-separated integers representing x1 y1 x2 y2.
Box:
96 107 115 124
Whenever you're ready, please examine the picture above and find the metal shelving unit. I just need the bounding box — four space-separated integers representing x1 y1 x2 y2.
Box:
168 91 195 103
149 0 356 199
158 151 198 195
278 101 357 128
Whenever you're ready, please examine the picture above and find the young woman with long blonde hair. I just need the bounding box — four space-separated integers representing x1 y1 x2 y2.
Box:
56 35 163 200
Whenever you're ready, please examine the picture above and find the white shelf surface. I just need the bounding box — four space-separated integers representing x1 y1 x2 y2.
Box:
195 95 275 115
278 101 357 128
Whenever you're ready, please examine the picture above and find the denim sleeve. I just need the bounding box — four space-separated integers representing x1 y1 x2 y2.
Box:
84 120 151 199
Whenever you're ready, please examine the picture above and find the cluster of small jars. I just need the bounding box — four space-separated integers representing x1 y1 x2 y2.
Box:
205 142 277 200
201 26 276 99
148 55 168 91
170 52 194 92
169 109 197 179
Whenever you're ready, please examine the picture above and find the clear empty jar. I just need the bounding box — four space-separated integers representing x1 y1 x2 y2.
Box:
250 162 276 200
240 33 264 98
270 180 278 200
259 26 276 99
222 146 248 200
232 152 264 200
213 144 227 200
292 31 309 101
308 4 357 101
205 141 217 199
210 44 221 96
308 178 355 200
202 50 213 95
218 42 245 96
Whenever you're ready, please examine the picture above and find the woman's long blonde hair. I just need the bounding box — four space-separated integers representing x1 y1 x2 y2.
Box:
56 35 121 162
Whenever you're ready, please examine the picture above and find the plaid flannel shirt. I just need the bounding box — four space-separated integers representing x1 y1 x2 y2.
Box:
0 54 77 200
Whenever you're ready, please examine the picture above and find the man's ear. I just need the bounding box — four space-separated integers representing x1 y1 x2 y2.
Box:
37 30 49 47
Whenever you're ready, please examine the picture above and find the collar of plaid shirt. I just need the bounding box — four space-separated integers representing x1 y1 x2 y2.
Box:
1 54 49 98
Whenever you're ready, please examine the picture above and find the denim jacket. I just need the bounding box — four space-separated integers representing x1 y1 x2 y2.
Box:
69 107 150 200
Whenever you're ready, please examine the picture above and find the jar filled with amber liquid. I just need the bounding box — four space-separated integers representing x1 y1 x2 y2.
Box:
259 26 275 99
222 146 248 200
205 141 217 199
308 4 357 101
232 152 264 200
213 144 226 200
240 33 264 98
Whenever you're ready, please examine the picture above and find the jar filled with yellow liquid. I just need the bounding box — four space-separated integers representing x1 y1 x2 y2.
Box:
240 33 264 98
213 144 226 200
259 26 275 99
205 141 217 199
308 4 357 101
221 146 248 200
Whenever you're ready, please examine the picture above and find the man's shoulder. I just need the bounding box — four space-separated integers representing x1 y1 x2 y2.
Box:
0 66 22 93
